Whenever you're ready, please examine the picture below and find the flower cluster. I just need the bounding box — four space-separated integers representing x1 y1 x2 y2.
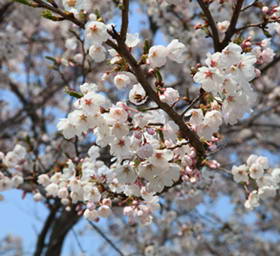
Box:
232 155 280 210
34 143 163 225
193 43 257 125
0 145 25 192
147 39 186 68
84 17 110 60
252 39 275 65
37 153 113 220
84 16 140 63
187 109 222 140
54 76 202 224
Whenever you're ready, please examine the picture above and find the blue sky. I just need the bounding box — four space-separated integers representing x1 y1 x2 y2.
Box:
1 2 280 255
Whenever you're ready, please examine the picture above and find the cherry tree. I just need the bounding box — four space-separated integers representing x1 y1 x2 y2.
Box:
0 0 280 255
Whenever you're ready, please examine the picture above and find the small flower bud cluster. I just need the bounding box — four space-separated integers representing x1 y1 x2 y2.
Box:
252 39 275 65
0 145 26 192
37 152 113 220
123 189 160 225
231 155 280 210
62 0 91 15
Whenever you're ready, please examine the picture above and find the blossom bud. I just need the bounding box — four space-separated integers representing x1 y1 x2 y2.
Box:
262 6 269 14
84 209 98 221
137 144 154 159
61 198 70 205
98 205 112 218
33 192 43 202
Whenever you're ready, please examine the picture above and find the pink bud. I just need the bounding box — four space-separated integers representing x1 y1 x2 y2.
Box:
189 150 196 159
102 198 112 206
134 131 142 139
255 68 261 77
87 202 95 210
262 6 269 14
207 160 221 169
146 127 155 135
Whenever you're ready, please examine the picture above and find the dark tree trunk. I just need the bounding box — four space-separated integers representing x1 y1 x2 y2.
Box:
34 203 80 256
0 2 13 24
45 208 80 256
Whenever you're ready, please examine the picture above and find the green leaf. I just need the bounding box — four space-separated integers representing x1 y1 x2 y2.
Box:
64 87 83 98
262 29 272 38
143 40 151 54
154 69 163 83
45 56 57 63
41 10 64 21
12 0 37 7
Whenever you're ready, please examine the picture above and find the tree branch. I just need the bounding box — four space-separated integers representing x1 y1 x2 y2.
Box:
44 207 80 256
120 0 129 41
221 0 245 49
33 203 60 256
32 0 84 28
197 0 220 51
88 221 125 256
107 31 206 156
0 2 13 24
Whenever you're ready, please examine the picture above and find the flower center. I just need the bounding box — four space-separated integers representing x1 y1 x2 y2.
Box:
90 25 98 33
67 0 76 7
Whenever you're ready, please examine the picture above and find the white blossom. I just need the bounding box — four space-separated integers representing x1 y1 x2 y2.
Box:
148 45 168 68
85 21 109 48
113 74 131 89
232 165 249 183
129 83 147 105
166 39 186 63
89 44 106 62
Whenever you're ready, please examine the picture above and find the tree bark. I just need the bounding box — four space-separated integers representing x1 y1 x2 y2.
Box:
33 203 80 256
45 208 80 256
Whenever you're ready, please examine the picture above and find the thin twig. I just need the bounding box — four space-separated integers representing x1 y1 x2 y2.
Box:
241 0 258 12
235 22 265 33
88 221 125 256
71 228 86 254
181 94 203 117
32 0 84 28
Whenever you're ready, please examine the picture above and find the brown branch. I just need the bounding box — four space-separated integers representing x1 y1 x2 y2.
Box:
241 0 258 12
9 82 28 105
107 31 205 156
13 0 205 156
197 0 220 51
259 55 280 75
221 0 245 49
120 0 129 41
235 22 265 33
44 207 80 256
33 203 60 256
32 0 84 28
181 92 204 117
0 2 13 24
250 55 280 83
